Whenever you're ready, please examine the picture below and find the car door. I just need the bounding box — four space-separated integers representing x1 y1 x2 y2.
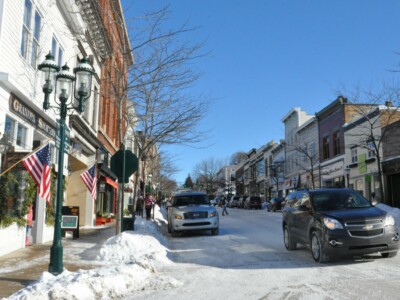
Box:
294 193 312 244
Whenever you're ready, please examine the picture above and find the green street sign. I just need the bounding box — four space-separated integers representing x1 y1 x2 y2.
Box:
110 150 138 183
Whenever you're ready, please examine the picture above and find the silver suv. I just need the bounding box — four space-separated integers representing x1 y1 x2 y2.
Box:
167 191 219 236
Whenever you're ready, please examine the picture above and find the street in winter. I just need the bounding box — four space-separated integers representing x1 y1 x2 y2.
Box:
2 1 400 300
1 205 399 300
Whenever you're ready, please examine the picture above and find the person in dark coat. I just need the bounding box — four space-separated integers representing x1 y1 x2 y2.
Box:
144 193 155 220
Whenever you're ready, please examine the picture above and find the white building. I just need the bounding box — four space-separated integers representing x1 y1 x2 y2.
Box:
0 0 101 256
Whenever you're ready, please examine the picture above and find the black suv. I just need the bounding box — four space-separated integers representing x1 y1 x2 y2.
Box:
282 188 399 263
244 196 262 209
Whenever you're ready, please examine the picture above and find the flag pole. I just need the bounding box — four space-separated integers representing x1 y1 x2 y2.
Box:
0 141 51 178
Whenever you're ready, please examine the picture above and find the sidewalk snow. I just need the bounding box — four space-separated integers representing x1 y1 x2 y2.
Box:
4 207 181 300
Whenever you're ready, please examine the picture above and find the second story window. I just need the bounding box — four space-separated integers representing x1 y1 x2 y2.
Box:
52 37 64 66
367 141 376 158
20 0 42 68
323 136 330 160
351 148 358 163
333 131 340 156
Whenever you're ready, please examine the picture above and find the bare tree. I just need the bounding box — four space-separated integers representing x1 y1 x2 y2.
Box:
229 151 248 165
124 7 209 207
193 157 223 195
340 84 400 203
284 142 320 189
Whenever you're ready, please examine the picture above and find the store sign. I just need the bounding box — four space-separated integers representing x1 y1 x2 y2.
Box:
9 94 56 138
321 161 344 180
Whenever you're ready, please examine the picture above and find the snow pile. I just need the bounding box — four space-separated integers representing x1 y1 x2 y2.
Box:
6 206 181 300
97 227 170 268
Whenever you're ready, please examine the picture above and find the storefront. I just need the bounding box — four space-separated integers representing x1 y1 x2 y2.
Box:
382 158 400 208
97 163 118 218
320 160 345 188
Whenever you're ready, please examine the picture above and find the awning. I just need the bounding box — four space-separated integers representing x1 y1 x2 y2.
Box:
104 176 118 189
98 163 118 180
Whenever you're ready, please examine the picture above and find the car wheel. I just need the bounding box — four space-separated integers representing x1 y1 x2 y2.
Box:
211 227 219 236
283 226 297 250
310 231 329 263
381 251 398 258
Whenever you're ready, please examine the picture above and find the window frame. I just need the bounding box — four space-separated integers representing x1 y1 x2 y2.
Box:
20 0 42 68
322 136 330 160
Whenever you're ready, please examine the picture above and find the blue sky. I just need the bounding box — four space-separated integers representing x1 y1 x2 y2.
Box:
123 1 400 184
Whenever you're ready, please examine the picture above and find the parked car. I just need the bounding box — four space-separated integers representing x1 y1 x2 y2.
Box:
244 196 262 209
282 188 399 263
267 197 284 212
229 196 240 208
167 191 219 236
238 195 248 208
210 198 218 206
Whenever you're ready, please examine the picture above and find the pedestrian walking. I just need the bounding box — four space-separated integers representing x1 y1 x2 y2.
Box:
222 197 229 216
136 196 143 217
144 193 155 220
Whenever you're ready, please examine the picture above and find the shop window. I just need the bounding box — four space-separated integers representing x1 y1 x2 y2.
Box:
5 116 28 148
16 124 27 147
322 136 330 159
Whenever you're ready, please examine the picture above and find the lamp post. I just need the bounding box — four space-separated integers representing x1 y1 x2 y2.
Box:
345 168 350 188
38 52 94 275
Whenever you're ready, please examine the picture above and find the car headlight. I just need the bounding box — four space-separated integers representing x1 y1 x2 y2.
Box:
174 214 183 219
323 217 343 230
210 211 218 217
384 215 396 226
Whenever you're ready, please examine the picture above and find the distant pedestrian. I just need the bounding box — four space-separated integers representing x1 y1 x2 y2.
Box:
222 197 229 216
136 196 142 217
145 193 155 220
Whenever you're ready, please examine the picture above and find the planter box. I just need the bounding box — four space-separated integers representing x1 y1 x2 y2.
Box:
0 223 26 257
96 217 106 226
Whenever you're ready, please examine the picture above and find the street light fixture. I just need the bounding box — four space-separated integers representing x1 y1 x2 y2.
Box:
38 52 94 275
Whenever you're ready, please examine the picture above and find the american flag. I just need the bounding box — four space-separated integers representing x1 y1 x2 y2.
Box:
23 143 51 203
80 164 97 200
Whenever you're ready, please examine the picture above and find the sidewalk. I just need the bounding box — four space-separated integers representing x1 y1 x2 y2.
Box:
0 223 116 299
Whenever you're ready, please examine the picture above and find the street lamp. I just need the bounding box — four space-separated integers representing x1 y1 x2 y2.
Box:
345 168 350 188
38 52 94 275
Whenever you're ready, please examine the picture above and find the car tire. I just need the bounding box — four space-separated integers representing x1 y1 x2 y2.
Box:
283 226 297 250
381 251 398 258
310 231 329 263
211 227 219 236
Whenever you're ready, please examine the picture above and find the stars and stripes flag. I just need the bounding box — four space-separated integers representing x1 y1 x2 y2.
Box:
80 164 97 200
23 143 51 203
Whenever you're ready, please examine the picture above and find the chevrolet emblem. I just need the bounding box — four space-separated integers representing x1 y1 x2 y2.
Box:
363 225 373 230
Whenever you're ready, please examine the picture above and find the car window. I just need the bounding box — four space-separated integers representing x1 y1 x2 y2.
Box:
311 190 372 211
173 195 210 206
